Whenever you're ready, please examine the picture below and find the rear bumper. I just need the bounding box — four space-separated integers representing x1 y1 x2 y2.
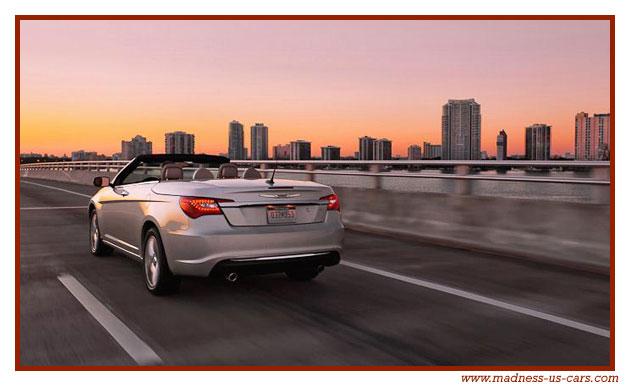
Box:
161 211 344 277
212 251 341 276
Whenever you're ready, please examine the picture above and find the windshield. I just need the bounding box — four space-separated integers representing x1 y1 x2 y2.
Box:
113 154 230 186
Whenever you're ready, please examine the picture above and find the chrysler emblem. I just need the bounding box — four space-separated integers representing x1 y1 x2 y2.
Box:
259 193 302 198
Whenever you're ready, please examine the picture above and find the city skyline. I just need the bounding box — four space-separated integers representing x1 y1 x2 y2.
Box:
20 20 610 156
23 109 609 160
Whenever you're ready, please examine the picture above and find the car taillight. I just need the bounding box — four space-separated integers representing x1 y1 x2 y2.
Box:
179 197 233 218
320 194 340 211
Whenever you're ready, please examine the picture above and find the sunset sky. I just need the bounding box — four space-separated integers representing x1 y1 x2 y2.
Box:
19 19 610 157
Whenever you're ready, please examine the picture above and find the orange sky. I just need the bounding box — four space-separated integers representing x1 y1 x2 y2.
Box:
19 20 610 157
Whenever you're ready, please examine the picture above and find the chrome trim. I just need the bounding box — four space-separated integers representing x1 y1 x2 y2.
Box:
104 234 139 251
219 200 326 208
259 193 302 198
103 240 142 260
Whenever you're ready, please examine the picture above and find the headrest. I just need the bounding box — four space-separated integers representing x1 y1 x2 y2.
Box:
161 164 183 181
243 166 262 180
193 168 214 180
218 163 239 179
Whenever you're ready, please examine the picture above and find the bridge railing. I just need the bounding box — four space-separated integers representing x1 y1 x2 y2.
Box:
18 159 612 267
19 160 129 172
19 159 611 187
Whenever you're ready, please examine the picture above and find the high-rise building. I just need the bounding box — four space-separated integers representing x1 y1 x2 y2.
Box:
228 120 245 160
407 145 422 160
250 123 269 160
423 142 442 159
71 150 101 161
321 145 341 160
358 136 375 160
575 112 610 160
20 152 43 159
373 138 392 160
496 130 508 161
273 144 290 160
441 99 481 160
165 131 195 154
290 140 311 160
525 124 551 160
121 135 152 160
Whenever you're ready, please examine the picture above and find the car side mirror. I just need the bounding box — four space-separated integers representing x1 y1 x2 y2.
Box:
93 176 111 187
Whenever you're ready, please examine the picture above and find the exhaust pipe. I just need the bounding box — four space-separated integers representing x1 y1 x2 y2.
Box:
225 272 238 283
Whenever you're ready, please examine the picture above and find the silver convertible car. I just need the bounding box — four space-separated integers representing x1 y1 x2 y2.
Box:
89 154 344 295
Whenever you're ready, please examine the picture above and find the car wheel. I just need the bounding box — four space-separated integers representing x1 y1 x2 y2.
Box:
286 265 323 281
143 228 180 295
90 211 113 256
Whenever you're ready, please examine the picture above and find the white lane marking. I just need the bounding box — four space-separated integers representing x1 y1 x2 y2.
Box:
341 260 610 338
20 206 86 210
57 274 162 365
21 180 92 198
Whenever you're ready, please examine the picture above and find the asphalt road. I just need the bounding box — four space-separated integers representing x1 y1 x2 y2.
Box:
18 178 611 366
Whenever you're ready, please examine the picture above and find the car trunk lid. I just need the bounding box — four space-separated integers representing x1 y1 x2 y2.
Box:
152 178 334 226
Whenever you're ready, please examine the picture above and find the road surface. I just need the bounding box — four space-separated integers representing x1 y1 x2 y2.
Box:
18 178 610 366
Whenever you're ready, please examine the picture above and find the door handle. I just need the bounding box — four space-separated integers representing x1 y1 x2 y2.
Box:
114 187 129 196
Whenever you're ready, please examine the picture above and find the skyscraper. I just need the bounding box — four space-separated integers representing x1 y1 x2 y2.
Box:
71 150 98 161
228 120 245 160
165 131 195 154
358 136 375 160
496 130 508 161
250 123 269 160
321 145 341 160
441 99 481 160
373 138 392 160
407 145 422 160
575 112 610 160
525 124 551 160
290 140 311 160
121 135 152 160
423 142 442 159
273 144 290 160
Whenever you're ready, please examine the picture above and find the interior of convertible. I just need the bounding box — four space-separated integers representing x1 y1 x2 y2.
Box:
119 161 263 185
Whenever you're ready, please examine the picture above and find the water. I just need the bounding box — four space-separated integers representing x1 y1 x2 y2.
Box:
264 169 607 204
189 167 607 204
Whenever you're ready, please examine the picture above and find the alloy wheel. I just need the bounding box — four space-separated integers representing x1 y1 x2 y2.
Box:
144 235 160 289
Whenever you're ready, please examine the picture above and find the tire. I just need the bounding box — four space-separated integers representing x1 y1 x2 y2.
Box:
286 265 323 281
89 211 113 256
143 228 180 295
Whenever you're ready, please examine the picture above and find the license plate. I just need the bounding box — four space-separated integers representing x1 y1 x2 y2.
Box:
267 207 296 224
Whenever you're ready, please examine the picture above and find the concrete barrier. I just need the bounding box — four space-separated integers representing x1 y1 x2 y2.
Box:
20 169 610 273
334 187 609 274
20 169 117 186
